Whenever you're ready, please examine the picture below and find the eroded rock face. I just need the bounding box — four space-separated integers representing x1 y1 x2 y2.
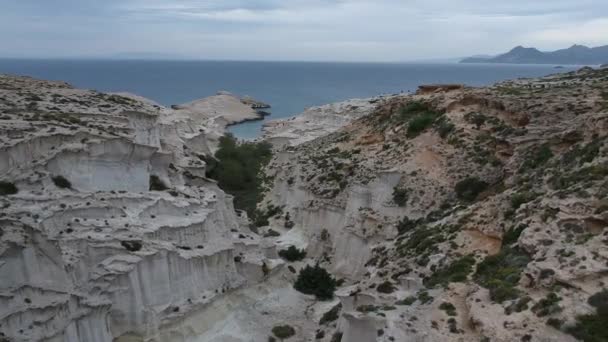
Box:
261 67 608 341
0 75 272 342
3 66 608 342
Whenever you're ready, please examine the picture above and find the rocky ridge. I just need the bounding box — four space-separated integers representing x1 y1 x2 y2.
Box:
259 67 608 341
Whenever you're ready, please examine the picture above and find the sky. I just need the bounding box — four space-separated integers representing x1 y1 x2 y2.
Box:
1 0 607 62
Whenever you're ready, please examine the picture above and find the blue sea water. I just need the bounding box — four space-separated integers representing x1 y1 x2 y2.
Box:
0 59 578 139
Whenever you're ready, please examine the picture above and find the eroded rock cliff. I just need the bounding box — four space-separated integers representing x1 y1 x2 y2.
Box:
0 75 278 342
260 67 608 341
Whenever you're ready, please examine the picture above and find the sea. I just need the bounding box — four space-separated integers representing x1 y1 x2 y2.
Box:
0 59 578 139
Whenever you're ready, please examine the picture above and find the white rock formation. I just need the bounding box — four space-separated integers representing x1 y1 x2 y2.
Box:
0 75 281 342
262 96 390 148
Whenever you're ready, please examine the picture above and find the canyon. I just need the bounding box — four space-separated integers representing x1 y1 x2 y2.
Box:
1 66 608 342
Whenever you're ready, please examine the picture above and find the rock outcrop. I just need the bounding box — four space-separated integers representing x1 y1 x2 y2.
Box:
0 75 280 342
260 66 608 341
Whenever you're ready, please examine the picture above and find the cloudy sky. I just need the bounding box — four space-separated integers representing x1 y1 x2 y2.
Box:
1 0 607 61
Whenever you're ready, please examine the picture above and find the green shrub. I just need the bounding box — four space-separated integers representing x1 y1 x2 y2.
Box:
149 175 168 191
502 225 526 246
436 119 455 138
396 296 417 306
396 101 442 138
464 112 488 128
567 290 608 342
0 181 18 196
454 177 488 202
272 325 295 340
396 216 420 235
278 246 307 262
319 303 342 325
376 281 396 294
253 204 283 228
439 302 457 316
532 292 562 317
392 187 409 206
206 134 272 221
407 111 442 138
294 264 337 300
330 332 343 342
474 248 530 303
417 290 434 304
425 255 476 288
52 175 72 189
510 192 537 210
505 296 532 315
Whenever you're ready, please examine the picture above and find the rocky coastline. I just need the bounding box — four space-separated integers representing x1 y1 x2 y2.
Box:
2 66 608 342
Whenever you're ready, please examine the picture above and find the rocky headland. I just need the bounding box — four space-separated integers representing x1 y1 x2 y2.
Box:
1 66 608 342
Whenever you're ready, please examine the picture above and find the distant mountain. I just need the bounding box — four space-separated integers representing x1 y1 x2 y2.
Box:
461 44 608 65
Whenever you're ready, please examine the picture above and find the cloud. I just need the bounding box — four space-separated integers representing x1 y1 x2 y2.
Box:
525 18 608 47
0 0 607 61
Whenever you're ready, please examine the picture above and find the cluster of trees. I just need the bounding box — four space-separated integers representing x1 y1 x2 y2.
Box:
206 134 272 221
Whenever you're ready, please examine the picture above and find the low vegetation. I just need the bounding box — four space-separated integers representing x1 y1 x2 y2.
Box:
396 101 443 138
474 247 530 303
439 302 457 316
278 246 307 262
0 181 18 196
392 187 408 206
294 264 337 300
454 177 488 202
520 144 553 171
567 290 608 342
206 134 272 224
376 280 397 294
271 325 296 340
149 175 168 191
52 175 72 189
319 303 342 325
425 255 476 288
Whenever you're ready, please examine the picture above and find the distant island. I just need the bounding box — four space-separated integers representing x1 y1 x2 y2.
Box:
461 44 608 65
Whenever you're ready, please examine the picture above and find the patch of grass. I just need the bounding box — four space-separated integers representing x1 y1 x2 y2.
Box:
294 264 337 300
425 255 476 288
278 246 307 262
52 175 72 189
0 181 18 196
206 134 272 223
454 177 488 202
474 247 530 303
